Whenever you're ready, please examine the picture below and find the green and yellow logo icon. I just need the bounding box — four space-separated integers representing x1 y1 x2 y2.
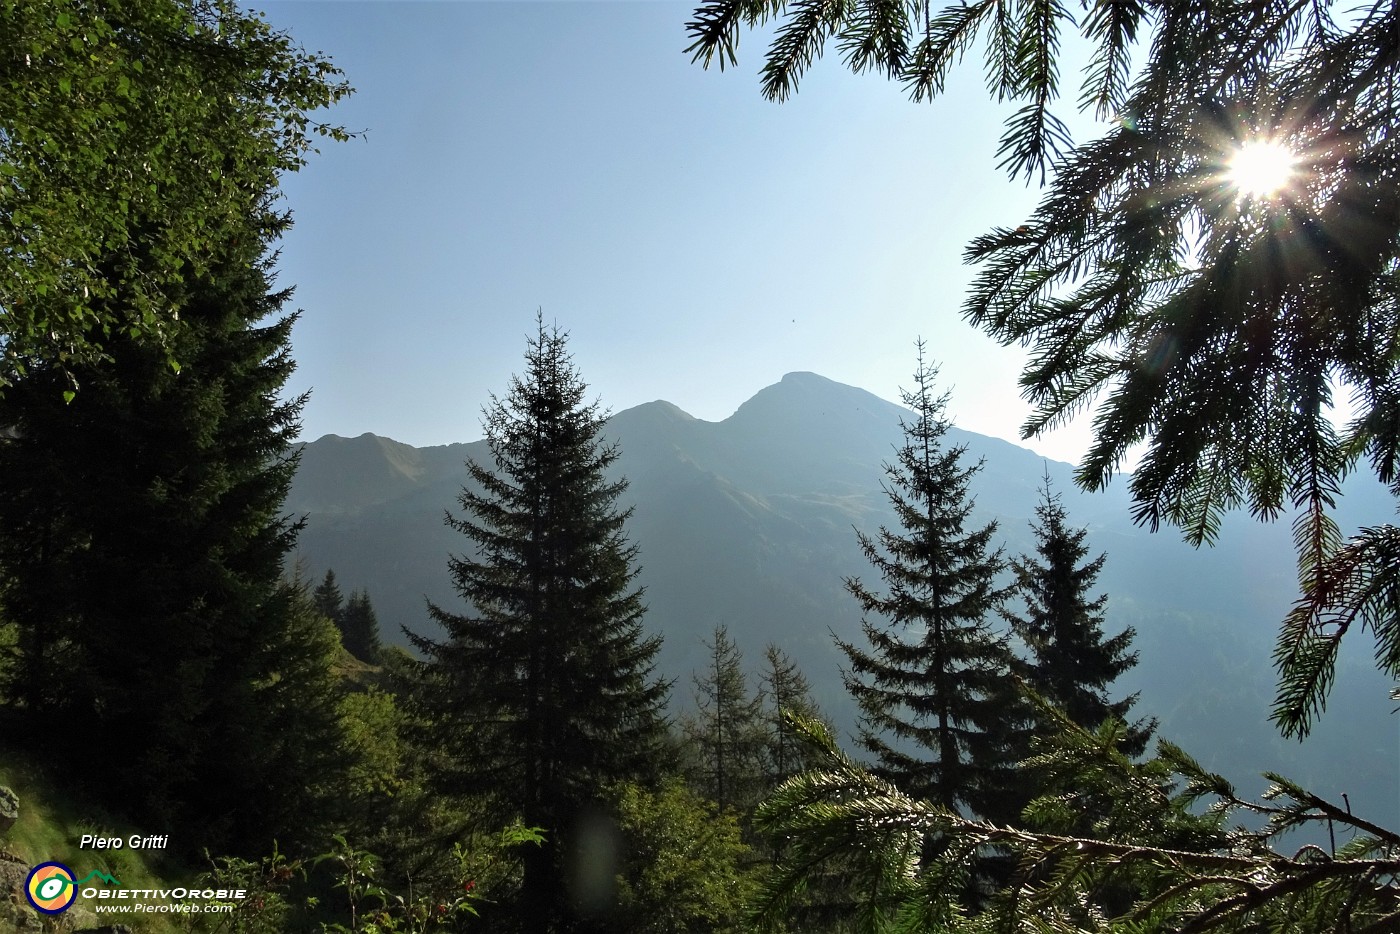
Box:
26 862 77 914
24 862 121 914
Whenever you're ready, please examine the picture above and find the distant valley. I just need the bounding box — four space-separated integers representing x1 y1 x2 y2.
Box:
286 371 1399 834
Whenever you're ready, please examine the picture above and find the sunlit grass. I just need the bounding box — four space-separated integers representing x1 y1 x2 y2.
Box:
0 737 191 932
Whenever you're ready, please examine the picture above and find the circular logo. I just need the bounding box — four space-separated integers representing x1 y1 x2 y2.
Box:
25 862 77 914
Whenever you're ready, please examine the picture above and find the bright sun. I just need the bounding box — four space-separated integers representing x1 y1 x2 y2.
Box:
1227 140 1297 197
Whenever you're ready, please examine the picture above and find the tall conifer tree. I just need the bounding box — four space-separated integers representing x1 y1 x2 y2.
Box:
837 346 1024 824
681 0 1400 739
314 568 345 624
0 217 350 853
757 644 826 788
1005 475 1155 757
412 315 668 931
683 625 765 814
340 589 384 665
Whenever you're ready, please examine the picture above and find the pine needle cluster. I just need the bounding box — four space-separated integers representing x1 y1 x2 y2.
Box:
682 0 1400 741
755 711 1400 933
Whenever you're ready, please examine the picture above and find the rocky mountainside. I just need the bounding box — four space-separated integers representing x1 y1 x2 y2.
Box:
286 372 1398 830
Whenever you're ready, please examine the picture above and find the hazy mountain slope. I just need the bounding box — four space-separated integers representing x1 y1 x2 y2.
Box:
286 372 1397 832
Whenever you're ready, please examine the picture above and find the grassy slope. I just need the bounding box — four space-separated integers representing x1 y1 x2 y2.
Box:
0 735 210 933
0 648 393 933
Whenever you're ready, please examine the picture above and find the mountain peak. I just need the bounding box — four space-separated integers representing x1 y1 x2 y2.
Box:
620 399 696 422
730 371 907 426
779 370 828 384
291 431 428 514
606 399 700 444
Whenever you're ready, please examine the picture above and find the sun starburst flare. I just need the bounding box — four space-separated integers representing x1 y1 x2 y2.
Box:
1227 140 1297 197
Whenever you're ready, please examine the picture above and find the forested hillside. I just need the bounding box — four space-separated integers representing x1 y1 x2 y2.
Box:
287 371 1398 835
6 0 1400 927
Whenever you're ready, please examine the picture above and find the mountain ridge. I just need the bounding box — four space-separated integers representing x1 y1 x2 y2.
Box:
287 371 1397 833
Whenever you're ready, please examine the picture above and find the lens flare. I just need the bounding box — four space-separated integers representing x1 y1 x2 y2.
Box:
1227 141 1297 197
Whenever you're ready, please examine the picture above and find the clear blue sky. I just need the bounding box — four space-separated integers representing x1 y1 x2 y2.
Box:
259 0 1106 463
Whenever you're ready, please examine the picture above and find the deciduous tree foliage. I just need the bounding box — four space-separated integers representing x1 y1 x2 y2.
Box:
411 316 669 931
837 347 1025 825
0 0 354 854
612 778 762 934
0 0 351 392
681 0 1400 738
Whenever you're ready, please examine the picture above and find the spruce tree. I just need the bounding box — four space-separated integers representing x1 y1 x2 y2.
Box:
757 643 826 788
340 589 384 665
0 220 351 853
411 315 669 931
682 625 765 814
1005 474 1155 757
314 568 345 624
224 573 357 851
837 346 1024 824
755 642 840 919
681 0 1400 739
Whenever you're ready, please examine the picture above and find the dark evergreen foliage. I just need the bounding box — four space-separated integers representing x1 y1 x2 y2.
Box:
753 643 857 927
676 1 1400 919
226 575 357 850
681 0 1400 740
340 589 384 665
314 568 345 624
0 221 351 854
683 624 766 814
410 315 669 931
757 643 826 788
753 712 1400 934
1005 473 1155 758
836 346 1025 824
